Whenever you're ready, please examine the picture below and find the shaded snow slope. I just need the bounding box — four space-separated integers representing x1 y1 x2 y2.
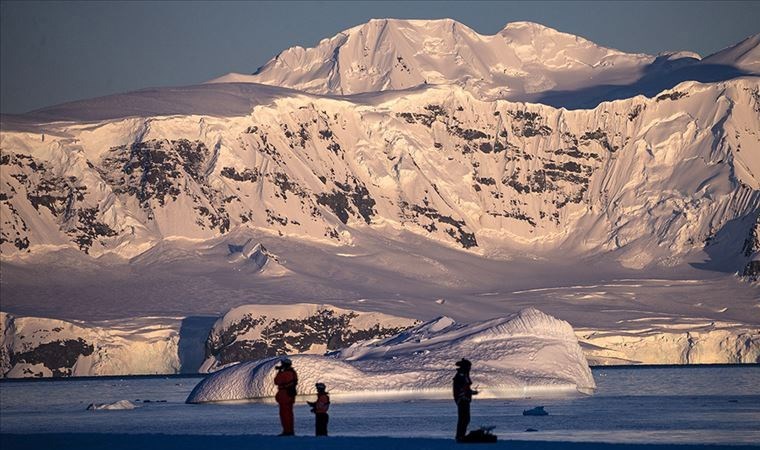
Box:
8 83 297 123
210 19 758 108
186 308 595 403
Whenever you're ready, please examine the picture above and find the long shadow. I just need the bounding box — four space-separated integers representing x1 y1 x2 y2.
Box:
689 212 759 274
535 61 757 110
178 316 217 374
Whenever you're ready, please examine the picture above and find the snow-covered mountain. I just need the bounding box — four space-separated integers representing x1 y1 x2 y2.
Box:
210 19 759 108
1 19 759 377
186 308 596 403
2 78 758 273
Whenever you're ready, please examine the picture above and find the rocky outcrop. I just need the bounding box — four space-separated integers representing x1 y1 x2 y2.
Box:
201 304 418 372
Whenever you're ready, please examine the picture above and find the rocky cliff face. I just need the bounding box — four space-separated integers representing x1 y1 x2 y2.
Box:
2 79 759 273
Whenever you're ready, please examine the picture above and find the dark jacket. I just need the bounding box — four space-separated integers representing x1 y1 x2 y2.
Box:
453 371 474 403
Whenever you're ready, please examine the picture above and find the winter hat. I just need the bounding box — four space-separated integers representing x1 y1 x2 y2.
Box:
315 382 326 391
455 358 472 369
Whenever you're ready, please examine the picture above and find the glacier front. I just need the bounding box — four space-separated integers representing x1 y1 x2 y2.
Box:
186 308 595 403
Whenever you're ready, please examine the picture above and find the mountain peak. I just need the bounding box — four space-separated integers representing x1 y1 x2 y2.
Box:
501 21 563 34
207 18 755 106
210 18 652 99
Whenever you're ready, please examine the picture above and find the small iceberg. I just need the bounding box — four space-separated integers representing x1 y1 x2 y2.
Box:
86 400 138 411
523 406 548 416
187 308 596 403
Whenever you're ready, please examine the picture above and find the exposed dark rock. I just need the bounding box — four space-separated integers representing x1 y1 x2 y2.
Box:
316 180 376 225
72 207 118 253
220 167 259 182
99 139 210 207
742 260 760 280
476 177 496 186
401 201 477 249
10 338 94 378
350 184 376 224
450 126 489 141
656 91 688 102
508 110 552 137
205 309 413 367
580 129 618 153
628 105 644 121
317 191 351 224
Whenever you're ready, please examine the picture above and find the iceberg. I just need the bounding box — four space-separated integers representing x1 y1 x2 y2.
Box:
186 308 595 403
86 400 138 410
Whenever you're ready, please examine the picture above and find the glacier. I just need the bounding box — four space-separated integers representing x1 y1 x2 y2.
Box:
186 308 596 403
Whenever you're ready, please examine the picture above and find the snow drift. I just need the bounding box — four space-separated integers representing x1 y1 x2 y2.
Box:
186 308 596 403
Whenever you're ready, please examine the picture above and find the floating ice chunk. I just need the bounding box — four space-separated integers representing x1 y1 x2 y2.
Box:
86 400 138 410
522 406 548 416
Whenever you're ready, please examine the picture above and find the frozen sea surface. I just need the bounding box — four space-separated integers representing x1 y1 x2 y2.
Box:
1 366 759 449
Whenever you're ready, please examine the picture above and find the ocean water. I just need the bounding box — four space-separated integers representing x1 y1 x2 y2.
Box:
1 366 759 445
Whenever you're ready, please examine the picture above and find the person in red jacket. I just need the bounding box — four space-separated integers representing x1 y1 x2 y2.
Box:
273 358 298 436
307 382 331 436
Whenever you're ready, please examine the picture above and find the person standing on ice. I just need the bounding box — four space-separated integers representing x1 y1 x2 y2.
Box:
274 358 298 436
453 358 478 442
307 382 331 436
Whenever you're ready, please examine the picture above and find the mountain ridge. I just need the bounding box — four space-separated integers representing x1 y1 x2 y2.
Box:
208 18 758 109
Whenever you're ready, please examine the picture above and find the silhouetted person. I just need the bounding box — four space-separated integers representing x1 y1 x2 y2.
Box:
274 358 298 436
453 358 478 442
307 382 330 436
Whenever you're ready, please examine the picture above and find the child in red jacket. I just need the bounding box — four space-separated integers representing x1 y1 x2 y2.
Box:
307 382 330 436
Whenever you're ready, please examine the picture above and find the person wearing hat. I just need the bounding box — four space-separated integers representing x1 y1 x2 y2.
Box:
307 382 331 436
453 358 478 441
274 357 298 436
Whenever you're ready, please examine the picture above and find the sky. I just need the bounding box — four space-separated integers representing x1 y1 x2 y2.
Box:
1 1 758 114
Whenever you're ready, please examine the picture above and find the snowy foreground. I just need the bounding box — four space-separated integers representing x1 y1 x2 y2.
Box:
187 308 595 403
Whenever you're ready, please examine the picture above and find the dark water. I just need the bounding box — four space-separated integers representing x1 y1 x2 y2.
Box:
1 366 759 444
